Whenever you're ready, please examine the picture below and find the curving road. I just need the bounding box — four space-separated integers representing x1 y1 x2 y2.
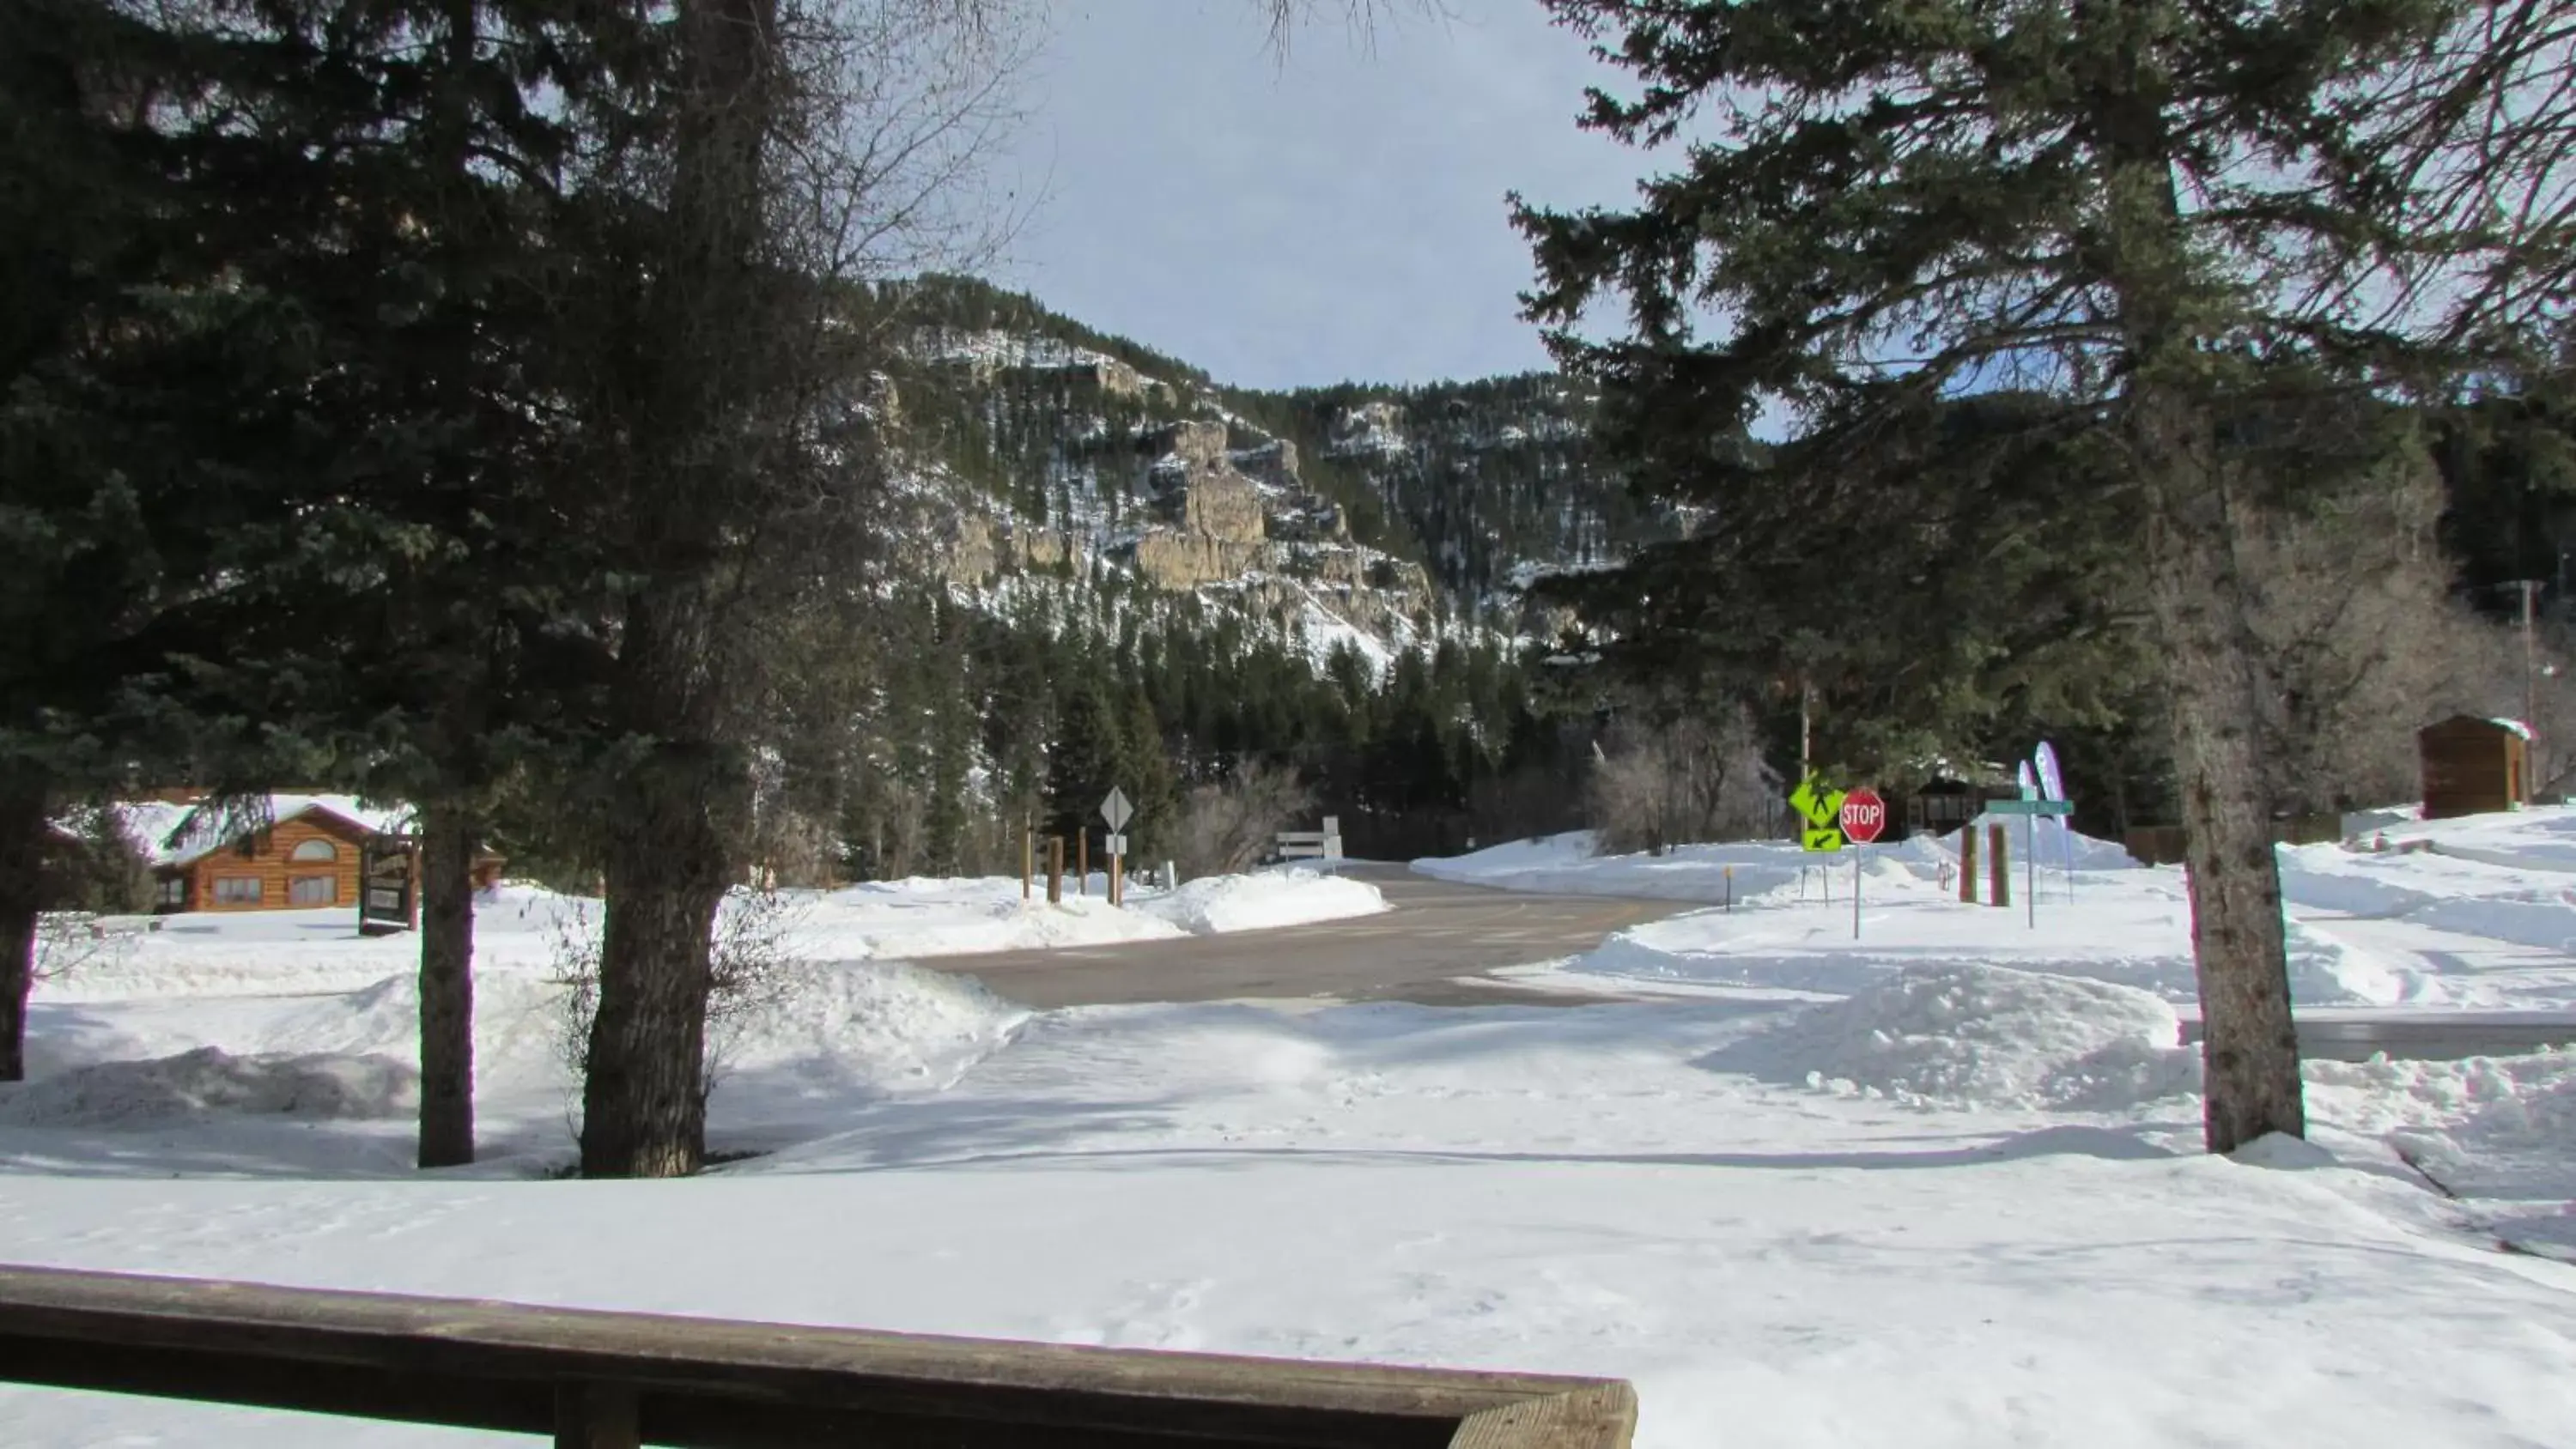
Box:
917 864 1667 1009
924 864 2576 1059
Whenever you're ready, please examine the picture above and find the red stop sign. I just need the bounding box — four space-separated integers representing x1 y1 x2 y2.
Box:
1840 788 1888 844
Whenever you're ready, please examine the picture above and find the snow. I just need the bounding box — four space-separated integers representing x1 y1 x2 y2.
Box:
1132 868 1388 935
0 1046 418 1130
10 825 2576 1446
1699 963 2201 1111
1431 813 2576 1014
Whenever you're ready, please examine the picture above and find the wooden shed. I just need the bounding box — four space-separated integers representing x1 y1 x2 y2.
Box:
2419 715 2530 820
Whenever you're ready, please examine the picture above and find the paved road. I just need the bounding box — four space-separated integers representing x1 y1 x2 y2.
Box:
2181 1015 2576 1063
928 864 2576 1059
917 864 1669 1009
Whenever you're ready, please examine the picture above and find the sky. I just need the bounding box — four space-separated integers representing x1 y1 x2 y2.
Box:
981 2 1655 392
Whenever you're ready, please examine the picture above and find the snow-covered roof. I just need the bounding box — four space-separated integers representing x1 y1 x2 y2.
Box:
2491 717 2537 741
115 794 415 869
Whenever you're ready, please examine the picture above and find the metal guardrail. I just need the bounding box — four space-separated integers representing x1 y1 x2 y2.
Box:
0 1264 1637 1448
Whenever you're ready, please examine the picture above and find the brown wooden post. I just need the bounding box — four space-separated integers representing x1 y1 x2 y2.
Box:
1078 831 1089 896
1047 837 1064 905
1109 846 1123 907
554 1383 640 1449
1959 826 1979 904
1988 823 2010 908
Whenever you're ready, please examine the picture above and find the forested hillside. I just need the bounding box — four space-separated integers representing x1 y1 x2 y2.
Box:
774 276 2576 882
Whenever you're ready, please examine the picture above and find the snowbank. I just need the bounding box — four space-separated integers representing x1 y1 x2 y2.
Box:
1414 833 1807 902
1697 963 2202 1111
1133 870 1388 935
0 1046 416 1128
712 961 1030 1097
1417 822 2142 906
36 870 1388 1009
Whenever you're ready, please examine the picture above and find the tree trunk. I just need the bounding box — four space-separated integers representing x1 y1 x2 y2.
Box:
574 0 774 1179
0 774 45 1083
416 799 477 1168
579 742 732 1179
2089 27 2307 1153
2136 390 2307 1152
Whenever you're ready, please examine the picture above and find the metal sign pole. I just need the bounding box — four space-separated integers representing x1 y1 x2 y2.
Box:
2026 813 2037 930
1852 846 1862 940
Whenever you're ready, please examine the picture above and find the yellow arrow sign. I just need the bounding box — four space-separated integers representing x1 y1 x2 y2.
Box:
1801 826 1846 853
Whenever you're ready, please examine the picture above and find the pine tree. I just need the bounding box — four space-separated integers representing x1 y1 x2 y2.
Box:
1046 676 1126 853
1121 689 1180 864
1512 0 2576 1151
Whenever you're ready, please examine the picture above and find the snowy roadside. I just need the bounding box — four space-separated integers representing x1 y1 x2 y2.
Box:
7 959 2576 1446
8 836 2576 1446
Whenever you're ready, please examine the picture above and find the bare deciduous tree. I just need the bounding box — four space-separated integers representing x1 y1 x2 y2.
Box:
1588 706 1777 857
1174 760 1313 878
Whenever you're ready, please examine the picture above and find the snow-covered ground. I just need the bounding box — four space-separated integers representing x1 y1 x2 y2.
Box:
1431 813 2576 1013
7 832 2576 1446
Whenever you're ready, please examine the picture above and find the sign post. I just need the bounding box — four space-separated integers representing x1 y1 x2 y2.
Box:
2035 741 2071 902
1984 798 2073 928
1100 788 1133 907
357 834 418 937
1839 788 1886 938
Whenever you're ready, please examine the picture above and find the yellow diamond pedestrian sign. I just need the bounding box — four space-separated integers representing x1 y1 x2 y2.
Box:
1790 776 1848 852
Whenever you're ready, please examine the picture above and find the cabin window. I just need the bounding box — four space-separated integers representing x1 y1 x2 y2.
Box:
288 876 336 906
212 877 262 905
289 838 338 863
156 877 186 906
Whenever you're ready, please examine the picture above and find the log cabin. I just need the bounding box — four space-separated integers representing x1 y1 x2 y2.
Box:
131 795 501 914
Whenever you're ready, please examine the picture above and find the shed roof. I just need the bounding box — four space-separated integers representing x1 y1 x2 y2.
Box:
2421 714 2534 741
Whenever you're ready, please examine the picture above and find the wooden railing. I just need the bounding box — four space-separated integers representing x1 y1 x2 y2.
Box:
0 1264 1637 1448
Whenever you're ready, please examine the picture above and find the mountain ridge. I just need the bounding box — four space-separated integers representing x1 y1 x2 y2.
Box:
867 274 1668 660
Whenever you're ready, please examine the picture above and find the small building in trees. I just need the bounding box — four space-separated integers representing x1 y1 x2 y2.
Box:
1904 778 2020 838
2418 716 2530 820
122 794 502 914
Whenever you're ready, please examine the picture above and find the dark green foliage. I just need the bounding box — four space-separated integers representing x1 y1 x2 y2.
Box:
42 803 153 916
1533 390 2162 794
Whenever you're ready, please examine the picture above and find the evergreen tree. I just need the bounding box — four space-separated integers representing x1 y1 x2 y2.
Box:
1121 689 1180 864
0 0 330 1080
1045 676 1126 852
1511 0 2576 1151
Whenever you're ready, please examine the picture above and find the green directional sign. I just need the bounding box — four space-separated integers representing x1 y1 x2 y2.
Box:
1984 798 2074 816
1801 826 1845 852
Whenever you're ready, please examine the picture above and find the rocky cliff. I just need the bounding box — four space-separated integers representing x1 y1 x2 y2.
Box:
874 275 1655 665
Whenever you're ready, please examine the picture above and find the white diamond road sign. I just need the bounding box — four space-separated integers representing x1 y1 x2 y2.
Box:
1100 787 1133 832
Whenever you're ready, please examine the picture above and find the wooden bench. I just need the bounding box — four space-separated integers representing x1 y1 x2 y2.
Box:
0 1263 1637 1448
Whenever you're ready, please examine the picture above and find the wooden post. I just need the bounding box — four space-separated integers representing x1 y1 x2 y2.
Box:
1077 832 1089 897
1022 822 1032 902
1047 837 1064 906
1959 826 1978 904
554 1384 640 1449
1109 846 1123 908
1988 823 2010 908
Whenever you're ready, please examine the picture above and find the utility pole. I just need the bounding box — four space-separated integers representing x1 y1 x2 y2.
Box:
2525 579 2543 802
1798 676 1814 782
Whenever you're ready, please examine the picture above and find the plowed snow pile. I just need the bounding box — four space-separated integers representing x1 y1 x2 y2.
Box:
1134 870 1388 935
0 1046 417 1128
712 962 1030 1094
1700 962 2202 1110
